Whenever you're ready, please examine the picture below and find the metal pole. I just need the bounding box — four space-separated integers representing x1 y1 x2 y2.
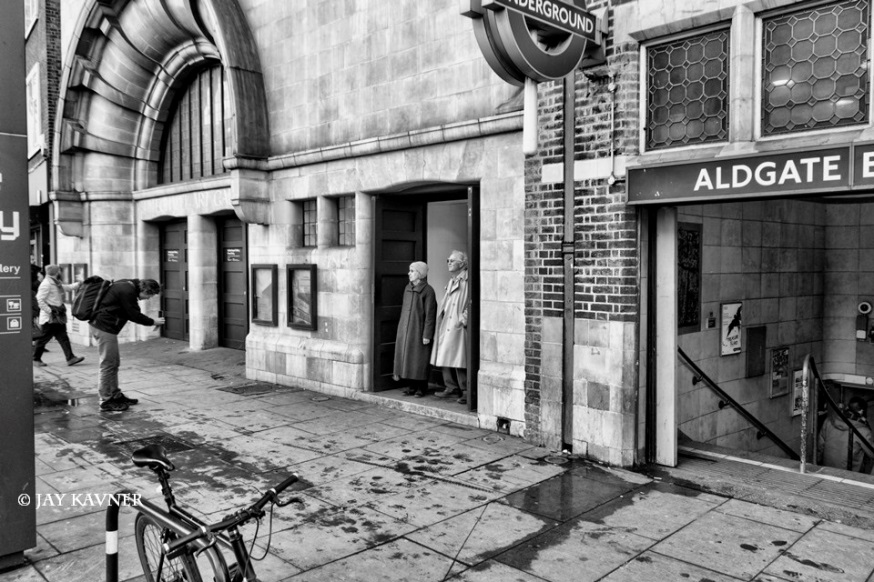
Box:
800 357 810 474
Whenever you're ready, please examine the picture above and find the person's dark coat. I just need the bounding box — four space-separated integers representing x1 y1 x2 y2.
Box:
393 281 437 380
90 279 155 335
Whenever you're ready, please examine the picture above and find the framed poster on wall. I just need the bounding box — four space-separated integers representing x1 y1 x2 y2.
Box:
770 346 790 398
287 264 317 330
678 222 702 335
720 302 743 356
791 369 805 416
251 265 277 326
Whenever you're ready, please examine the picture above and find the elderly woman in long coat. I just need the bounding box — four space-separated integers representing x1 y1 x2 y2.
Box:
393 262 437 397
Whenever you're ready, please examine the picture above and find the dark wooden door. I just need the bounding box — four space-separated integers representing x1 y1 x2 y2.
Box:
160 220 188 341
373 198 425 391
218 217 248 350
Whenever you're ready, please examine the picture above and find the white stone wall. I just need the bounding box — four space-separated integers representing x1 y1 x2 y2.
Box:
248 132 527 430
241 0 517 154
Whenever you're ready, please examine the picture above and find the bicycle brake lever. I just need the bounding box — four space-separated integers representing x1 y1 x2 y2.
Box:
275 496 303 508
193 533 217 557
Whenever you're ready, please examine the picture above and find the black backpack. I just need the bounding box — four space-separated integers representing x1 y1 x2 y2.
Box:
72 276 113 321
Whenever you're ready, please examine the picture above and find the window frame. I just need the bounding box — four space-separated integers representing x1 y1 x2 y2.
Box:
336 195 356 247
640 24 732 153
26 63 42 158
302 199 318 248
756 0 872 140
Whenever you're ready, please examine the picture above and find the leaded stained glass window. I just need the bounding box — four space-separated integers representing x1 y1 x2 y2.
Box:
646 30 730 150
762 0 869 135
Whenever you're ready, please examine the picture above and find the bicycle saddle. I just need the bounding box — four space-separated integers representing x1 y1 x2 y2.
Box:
131 444 176 472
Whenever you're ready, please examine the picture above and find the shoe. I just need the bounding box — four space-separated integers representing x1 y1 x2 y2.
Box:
116 392 139 405
402 387 416 396
414 390 426 398
100 398 129 412
433 390 461 399
67 356 85 366
457 397 467 405
33 360 47 367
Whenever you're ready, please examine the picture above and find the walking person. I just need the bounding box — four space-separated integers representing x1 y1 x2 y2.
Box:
89 279 165 412
33 265 85 367
431 250 471 404
393 261 437 398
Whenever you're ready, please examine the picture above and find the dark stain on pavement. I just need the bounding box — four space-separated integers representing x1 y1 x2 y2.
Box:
740 543 759 552
784 552 845 573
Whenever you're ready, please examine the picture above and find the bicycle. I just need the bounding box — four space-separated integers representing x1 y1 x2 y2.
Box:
105 443 300 582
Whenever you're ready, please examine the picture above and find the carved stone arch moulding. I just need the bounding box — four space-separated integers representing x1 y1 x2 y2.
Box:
52 0 271 236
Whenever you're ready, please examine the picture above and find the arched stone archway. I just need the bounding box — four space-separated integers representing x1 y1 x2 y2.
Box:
52 0 270 238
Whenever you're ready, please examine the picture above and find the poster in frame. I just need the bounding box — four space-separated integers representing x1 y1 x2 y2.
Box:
251 264 277 326
791 369 805 416
287 264 317 330
770 346 790 398
720 301 743 356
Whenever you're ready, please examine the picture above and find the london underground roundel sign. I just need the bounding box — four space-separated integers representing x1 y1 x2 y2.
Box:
461 0 604 85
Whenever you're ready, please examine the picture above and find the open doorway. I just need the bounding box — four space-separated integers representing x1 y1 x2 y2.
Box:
372 185 480 410
647 196 874 477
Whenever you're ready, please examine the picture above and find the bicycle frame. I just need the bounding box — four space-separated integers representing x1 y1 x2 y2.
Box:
105 489 256 582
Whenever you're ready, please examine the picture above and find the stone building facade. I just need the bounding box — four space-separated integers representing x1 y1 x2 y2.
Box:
50 0 873 468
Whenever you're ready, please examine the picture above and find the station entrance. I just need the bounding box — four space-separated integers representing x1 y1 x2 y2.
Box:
372 184 480 410
646 194 874 476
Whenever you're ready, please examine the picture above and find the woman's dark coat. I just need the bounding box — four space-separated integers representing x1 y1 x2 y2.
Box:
393 281 437 380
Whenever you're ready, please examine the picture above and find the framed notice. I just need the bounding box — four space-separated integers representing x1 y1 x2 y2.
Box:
677 222 702 335
60 264 72 302
72 264 88 283
287 264 317 330
251 265 277 326
720 302 743 356
770 346 790 398
791 369 805 416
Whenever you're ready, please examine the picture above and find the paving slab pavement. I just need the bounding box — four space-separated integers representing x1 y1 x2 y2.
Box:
3 338 874 581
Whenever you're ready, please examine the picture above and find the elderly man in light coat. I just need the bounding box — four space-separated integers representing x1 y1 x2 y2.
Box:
431 250 470 404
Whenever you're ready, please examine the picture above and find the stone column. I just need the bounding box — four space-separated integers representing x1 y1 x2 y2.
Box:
133 218 161 343
188 214 219 350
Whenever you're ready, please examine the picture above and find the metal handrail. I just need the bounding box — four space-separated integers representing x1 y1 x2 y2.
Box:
800 354 874 474
678 347 800 460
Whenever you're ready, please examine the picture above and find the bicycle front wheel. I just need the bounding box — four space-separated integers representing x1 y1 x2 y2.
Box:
134 513 204 582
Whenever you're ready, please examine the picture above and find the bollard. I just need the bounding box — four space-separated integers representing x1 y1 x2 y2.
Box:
105 491 131 582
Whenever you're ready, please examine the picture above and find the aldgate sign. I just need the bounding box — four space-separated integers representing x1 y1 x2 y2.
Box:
461 0 604 84
627 144 874 205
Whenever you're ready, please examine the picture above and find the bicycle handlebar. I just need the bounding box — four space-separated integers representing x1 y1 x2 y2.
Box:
163 474 299 556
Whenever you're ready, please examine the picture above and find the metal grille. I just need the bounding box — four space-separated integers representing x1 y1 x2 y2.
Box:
160 65 229 184
762 0 869 135
646 30 730 150
302 199 317 247
337 195 355 247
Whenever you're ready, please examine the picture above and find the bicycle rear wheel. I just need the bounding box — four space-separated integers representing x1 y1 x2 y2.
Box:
134 513 204 582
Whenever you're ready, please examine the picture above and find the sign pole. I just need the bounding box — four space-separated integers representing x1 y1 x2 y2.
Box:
0 0 37 570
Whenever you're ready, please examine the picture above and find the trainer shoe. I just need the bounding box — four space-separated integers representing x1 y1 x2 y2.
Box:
116 392 139 405
67 356 85 366
99 398 129 412
433 389 461 399
33 360 47 367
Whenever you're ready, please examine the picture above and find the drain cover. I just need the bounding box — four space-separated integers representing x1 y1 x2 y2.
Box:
482 435 505 444
218 383 276 395
311 396 331 402
544 455 570 465
116 435 195 454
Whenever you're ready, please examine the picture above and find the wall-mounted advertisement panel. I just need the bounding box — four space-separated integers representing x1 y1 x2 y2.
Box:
0 0 37 568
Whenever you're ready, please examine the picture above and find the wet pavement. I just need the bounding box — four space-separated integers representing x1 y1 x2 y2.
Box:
4 338 874 581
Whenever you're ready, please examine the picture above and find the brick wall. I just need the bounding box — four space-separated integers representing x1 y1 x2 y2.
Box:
523 3 644 459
